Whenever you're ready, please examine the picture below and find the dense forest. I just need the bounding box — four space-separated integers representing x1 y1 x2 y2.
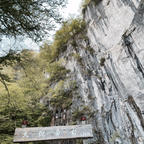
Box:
0 17 86 143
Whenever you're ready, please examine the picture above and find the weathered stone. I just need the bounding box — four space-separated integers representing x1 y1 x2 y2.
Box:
38 0 144 143
58 0 144 143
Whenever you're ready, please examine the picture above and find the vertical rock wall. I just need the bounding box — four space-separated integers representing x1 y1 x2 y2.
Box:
60 0 144 143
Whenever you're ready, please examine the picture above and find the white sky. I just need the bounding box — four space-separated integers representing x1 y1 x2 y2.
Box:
0 0 83 55
61 0 82 19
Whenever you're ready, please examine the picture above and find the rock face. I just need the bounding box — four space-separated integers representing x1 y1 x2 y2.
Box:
60 0 144 143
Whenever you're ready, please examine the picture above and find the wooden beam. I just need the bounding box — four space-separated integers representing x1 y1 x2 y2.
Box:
13 124 93 143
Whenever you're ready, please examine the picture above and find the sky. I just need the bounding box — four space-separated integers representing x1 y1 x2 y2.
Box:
0 0 82 56
62 0 82 19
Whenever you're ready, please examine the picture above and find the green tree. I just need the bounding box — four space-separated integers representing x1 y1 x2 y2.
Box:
0 50 52 143
0 0 66 89
0 0 66 41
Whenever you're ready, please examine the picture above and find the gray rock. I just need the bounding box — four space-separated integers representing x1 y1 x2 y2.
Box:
57 0 144 143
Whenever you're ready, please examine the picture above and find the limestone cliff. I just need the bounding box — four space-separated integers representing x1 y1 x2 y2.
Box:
58 0 144 143
44 0 144 144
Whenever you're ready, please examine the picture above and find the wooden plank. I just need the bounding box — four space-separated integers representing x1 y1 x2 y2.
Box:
13 124 93 143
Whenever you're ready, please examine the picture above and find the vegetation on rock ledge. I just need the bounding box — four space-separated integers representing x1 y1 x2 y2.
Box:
40 19 86 61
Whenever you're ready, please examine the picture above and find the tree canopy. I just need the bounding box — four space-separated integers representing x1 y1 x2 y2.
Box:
0 0 66 95
0 0 66 41
0 18 86 143
0 50 52 144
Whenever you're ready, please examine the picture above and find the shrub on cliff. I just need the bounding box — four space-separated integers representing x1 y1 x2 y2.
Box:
47 80 74 109
40 19 86 62
46 61 70 85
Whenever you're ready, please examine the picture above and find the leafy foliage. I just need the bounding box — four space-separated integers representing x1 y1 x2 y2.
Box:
0 50 21 103
0 0 66 100
0 0 66 41
100 57 105 66
46 61 70 85
72 106 92 121
40 18 86 61
0 50 52 143
48 80 72 108
0 18 86 143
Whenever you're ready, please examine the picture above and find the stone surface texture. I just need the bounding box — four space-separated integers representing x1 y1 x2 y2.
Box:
59 0 144 143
